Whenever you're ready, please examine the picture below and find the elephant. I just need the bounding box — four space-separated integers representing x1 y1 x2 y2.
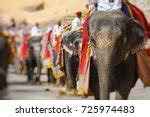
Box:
88 10 145 100
0 26 10 89
62 31 82 92
62 31 99 96
25 36 42 83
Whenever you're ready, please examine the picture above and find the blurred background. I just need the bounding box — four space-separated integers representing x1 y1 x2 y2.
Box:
0 0 150 100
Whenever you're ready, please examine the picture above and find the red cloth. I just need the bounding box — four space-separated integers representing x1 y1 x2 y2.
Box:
79 11 91 75
21 34 30 61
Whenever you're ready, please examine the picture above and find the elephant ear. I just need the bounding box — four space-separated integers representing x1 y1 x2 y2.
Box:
124 20 145 58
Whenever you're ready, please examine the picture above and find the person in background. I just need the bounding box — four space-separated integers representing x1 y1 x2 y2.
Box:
72 12 83 31
30 23 42 37
62 11 83 38
51 21 62 48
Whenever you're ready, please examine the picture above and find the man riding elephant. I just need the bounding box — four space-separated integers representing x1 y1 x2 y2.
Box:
78 0 150 99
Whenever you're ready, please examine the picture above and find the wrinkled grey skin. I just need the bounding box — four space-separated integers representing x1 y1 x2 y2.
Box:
0 31 10 89
89 10 145 100
62 31 82 91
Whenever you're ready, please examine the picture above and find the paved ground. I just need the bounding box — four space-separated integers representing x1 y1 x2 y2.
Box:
0 68 150 100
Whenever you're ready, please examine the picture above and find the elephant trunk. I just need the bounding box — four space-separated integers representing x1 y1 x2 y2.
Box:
96 49 114 100
94 28 116 99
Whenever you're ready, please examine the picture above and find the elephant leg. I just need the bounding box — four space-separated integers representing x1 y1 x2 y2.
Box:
64 51 76 91
93 81 100 100
35 52 41 83
116 81 132 100
116 55 137 100
47 68 51 83
26 60 33 82
89 58 100 100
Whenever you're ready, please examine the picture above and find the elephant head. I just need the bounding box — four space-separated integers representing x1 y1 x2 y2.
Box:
88 10 145 99
62 31 82 56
